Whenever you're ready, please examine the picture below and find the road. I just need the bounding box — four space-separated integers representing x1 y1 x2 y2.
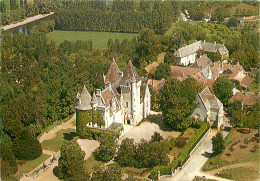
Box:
161 130 233 181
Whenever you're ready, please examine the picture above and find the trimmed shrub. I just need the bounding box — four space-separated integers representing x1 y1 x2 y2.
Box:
0 142 17 174
13 129 42 160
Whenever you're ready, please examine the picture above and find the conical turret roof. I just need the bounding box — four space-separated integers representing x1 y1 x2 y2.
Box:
104 58 121 85
121 61 141 83
75 85 92 110
91 92 98 104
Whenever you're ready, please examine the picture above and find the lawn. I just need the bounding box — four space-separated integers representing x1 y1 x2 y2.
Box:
47 30 137 49
218 166 258 181
41 128 77 152
16 154 51 177
84 156 103 174
121 167 150 177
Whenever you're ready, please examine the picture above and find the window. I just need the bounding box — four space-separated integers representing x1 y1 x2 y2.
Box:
125 102 128 108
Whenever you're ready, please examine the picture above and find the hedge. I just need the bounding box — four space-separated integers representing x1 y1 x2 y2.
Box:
149 122 209 180
77 124 123 140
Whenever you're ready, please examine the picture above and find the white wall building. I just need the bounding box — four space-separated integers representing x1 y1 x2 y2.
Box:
76 59 151 128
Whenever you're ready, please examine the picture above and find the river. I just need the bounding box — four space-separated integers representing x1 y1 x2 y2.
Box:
1 12 54 35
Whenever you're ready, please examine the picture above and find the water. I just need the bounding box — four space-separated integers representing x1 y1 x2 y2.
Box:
2 13 54 35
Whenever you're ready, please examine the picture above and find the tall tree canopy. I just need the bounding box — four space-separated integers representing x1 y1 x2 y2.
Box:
213 77 233 106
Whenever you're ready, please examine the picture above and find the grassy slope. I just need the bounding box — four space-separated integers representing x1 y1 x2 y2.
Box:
16 154 51 177
47 30 137 49
41 128 77 152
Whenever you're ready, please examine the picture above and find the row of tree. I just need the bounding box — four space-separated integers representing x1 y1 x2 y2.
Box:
54 1 180 34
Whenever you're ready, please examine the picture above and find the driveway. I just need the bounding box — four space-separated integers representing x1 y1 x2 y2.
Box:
161 131 233 181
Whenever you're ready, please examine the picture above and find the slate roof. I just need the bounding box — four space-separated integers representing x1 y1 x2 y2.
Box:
76 85 92 110
174 40 228 58
104 58 121 85
230 92 259 106
144 62 159 75
91 92 98 104
121 61 141 83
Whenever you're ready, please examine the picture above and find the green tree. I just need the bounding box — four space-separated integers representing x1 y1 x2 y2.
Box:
243 102 259 131
226 101 244 127
13 129 42 160
20 0 23 7
58 139 88 181
0 142 17 174
183 77 203 94
164 52 177 65
160 79 196 130
227 18 238 28
93 134 117 162
115 138 136 167
91 163 123 181
10 0 18 10
212 132 224 155
135 28 162 67
151 132 163 142
213 77 233 106
155 63 171 80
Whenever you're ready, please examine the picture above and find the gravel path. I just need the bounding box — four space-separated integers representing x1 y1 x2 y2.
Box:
39 114 76 143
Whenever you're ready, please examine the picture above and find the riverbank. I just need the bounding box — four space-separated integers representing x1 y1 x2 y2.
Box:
1 12 54 31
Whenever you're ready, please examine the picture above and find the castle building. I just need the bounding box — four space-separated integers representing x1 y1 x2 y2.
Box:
75 59 151 130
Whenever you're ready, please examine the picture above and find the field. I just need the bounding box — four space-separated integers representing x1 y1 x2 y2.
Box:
47 30 137 49
202 128 259 180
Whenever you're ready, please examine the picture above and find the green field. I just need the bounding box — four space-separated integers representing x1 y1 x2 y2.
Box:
47 30 137 49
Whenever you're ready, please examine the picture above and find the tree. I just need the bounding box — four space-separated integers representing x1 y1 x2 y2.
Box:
213 77 233 106
115 138 136 167
58 139 88 181
227 18 238 28
93 134 118 162
13 128 42 160
10 0 18 10
135 28 162 67
0 1 6 12
183 77 203 94
0 142 17 174
212 132 224 155
160 79 196 130
151 132 163 142
243 102 259 131
155 63 171 80
91 163 123 181
164 52 177 65
226 101 244 127
20 0 23 7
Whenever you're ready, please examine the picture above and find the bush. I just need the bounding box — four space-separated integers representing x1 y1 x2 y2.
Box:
93 134 118 162
175 137 188 148
13 129 42 160
151 132 164 142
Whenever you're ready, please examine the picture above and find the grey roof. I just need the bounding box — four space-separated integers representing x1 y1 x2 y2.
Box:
174 40 228 58
199 86 223 111
75 85 92 110
91 92 98 104
121 61 141 84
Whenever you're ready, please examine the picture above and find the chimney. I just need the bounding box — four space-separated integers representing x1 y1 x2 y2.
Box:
204 40 205 43
96 89 101 96
213 42 216 46
119 72 123 78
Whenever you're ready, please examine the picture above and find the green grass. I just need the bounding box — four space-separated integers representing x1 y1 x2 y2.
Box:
40 114 74 136
218 166 258 181
248 81 259 95
84 156 103 174
16 154 51 177
41 128 77 152
121 167 150 177
47 30 137 49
